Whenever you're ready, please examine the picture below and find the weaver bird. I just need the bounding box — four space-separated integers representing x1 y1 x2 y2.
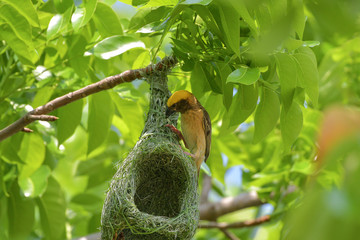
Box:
165 90 211 172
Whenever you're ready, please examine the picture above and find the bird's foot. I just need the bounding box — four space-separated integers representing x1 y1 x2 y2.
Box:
164 124 188 148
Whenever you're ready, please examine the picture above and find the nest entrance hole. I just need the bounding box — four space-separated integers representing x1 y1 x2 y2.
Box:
134 152 188 218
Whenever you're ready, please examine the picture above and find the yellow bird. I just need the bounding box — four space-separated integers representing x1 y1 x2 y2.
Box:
165 90 211 172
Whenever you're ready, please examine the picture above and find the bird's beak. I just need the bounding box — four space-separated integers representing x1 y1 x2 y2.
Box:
166 107 176 117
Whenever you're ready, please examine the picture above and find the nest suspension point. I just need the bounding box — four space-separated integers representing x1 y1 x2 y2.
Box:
101 57 200 240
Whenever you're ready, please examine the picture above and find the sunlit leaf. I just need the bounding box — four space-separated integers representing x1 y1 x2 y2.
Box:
111 92 144 144
290 160 314 175
18 134 46 179
46 8 72 40
92 36 145 60
128 6 171 32
0 18 38 64
93 2 123 37
182 0 212 5
143 0 178 7
18 165 51 198
1 0 39 27
71 0 97 32
0 3 32 43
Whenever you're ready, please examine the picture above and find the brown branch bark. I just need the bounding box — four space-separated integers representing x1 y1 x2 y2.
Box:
200 191 264 221
198 215 271 229
200 174 212 204
0 56 177 142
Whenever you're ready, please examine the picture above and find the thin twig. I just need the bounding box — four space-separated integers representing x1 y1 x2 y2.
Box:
21 127 33 133
0 56 177 142
220 229 241 240
198 215 271 229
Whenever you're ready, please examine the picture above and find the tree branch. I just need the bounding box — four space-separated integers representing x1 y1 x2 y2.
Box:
198 215 271 229
200 175 212 204
0 56 177 142
199 191 264 221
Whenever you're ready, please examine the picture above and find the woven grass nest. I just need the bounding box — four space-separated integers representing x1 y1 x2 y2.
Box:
101 67 199 239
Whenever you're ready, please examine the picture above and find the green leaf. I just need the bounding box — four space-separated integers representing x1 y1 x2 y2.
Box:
132 51 150 69
0 27 37 64
71 193 103 206
230 0 257 34
18 134 46 179
0 160 10 197
1 0 39 27
0 3 32 44
275 53 297 111
294 48 319 106
57 99 84 145
202 63 222 94
71 0 97 32
143 0 178 7
302 41 320 47
92 35 145 60
229 84 258 127
253 88 280 144
0 137 24 164
32 86 55 108
280 102 303 151
181 0 213 5
46 8 72 40
111 92 144 144
226 67 260 85
218 63 233 110
54 0 74 13
291 0 305 39
128 6 171 32
93 2 123 37
190 62 210 98
87 91 114 154
216 0 241 57
8 183 35 239
68 35 90 78
37 177 66 240
132 0 149 6
18 165 51 198
47 14 63 40
290 160 314 175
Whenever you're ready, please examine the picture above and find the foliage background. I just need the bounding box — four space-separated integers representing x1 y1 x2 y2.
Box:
0 0 360 239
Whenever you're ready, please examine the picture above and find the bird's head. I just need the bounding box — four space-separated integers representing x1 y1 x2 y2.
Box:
166 90 197 116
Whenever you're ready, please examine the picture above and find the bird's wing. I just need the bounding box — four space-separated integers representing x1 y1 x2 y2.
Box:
202 107 212 162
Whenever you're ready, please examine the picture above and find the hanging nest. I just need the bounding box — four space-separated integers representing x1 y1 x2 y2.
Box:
101 58 199 240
